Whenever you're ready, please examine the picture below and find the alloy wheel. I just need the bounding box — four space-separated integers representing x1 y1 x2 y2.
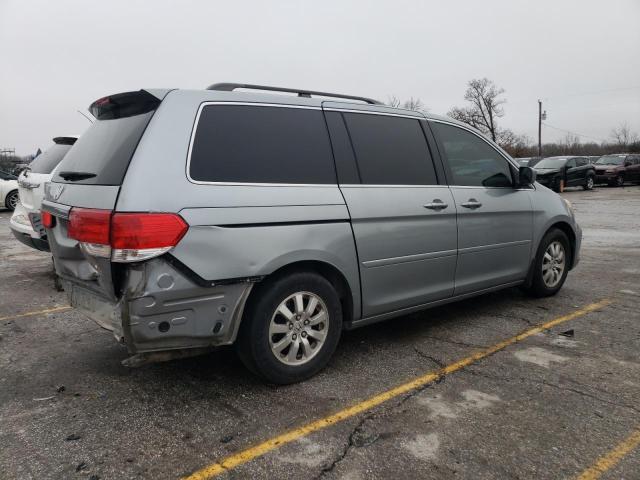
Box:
7 192 18 210
542 241 566 288
268 291 329 366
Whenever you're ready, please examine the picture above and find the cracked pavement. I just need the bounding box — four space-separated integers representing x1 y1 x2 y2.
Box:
1 186 639 479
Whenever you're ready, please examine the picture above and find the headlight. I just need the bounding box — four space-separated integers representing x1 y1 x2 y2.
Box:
562 198 575 218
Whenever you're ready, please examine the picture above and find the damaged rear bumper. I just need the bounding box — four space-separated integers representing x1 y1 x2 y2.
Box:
62 257 254 359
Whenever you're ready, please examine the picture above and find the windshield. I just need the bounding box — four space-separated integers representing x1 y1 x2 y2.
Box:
535 157 567 168
28 143 73 174
595 156 625 166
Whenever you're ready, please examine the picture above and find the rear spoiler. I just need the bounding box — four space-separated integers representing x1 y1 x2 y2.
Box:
89 89 172 120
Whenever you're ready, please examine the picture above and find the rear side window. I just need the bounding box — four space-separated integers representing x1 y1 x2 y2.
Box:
189 105 336 184
28 143 73 174
342 113 437 185
432 122 513 188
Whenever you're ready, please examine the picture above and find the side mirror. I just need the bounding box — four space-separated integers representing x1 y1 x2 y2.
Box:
517 166 536 187
625 162 632 167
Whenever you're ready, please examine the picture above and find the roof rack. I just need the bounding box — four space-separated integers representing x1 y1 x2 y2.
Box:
207 83 381 105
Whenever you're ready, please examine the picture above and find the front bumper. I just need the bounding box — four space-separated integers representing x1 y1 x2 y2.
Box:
572 222 582 269
595 172 616 183
61 257 254 355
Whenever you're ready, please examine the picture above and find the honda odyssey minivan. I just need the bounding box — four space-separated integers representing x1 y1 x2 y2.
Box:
42 84 581 384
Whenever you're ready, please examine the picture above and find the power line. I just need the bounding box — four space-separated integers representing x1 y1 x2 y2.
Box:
541 122 605 143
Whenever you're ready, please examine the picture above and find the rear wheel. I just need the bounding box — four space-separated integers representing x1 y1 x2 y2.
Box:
237 271 342 384
4 190 18 211
523 228 571 298
583 175 594 191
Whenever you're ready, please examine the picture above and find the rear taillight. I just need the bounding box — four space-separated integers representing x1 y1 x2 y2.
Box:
41 211 55 228
66 208 188 263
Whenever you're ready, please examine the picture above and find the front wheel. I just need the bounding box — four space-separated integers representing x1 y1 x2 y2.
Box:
237 272 342 384
523 228 571 298
583 175 594 191
5 190 18 211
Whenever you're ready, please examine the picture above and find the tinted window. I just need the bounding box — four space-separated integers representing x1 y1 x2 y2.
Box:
342 113 437 185
432 123 513 187
190 105 335 184
566 158 577 168
0 171 16 180
53 111 154 185
28 143 73 174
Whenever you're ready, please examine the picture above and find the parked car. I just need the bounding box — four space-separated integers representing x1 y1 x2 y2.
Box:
0 170 19 211
10 136 78 251
593 154 640 186
515 157 535 167
533 156 596 192
42 84 581 384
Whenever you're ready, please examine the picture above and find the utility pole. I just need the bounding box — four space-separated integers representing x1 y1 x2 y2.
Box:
538 100 547 158
538 100 542 158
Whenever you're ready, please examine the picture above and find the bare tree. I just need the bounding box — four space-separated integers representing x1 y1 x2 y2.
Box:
448 78 506 141
610 121 639 148
386 95 428 113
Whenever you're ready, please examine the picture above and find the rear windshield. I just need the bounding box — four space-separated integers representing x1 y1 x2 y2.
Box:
52 111 154 185
29 143 73 174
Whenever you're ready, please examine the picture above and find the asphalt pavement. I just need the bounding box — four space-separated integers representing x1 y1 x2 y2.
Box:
1 186 639 480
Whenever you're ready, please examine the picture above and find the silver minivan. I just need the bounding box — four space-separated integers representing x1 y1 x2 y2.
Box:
42 84 581 383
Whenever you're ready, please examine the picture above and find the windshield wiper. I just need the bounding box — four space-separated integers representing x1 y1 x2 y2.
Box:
58 171 97 181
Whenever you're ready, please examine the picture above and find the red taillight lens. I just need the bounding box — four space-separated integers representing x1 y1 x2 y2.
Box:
41 211 55 228
111 213 188 249
66 208 188 262
68 208 111 244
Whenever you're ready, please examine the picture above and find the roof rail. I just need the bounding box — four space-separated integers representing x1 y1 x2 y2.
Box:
207 82 382 105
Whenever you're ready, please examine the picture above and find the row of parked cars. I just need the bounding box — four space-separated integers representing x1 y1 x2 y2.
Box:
515 154 640 192
2 84 587 383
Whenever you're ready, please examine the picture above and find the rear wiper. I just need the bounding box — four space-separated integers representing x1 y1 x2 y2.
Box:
58 171 97 181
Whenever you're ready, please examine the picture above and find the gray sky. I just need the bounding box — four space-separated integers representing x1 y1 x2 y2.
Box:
1 0 639 155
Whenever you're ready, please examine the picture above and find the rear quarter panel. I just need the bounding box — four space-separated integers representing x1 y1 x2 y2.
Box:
116 90 362 319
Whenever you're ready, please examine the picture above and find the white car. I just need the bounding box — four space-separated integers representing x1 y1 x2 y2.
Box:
0 170 19 211
10 136 78 251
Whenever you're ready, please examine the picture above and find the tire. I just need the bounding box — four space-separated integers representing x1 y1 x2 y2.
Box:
236 271 343 384
609 175 624 187
583 175 594 191
4 190 18 211
523 228 571 298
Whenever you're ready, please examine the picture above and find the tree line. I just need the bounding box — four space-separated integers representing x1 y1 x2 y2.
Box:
390 78 640 158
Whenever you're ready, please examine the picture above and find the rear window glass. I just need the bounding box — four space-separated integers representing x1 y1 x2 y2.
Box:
29 143 73 174
342 113 437 185
52 111 154 185
189 105 336 184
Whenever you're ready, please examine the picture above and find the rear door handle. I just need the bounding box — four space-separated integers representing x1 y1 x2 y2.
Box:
461 198 482 209
424 199 448 211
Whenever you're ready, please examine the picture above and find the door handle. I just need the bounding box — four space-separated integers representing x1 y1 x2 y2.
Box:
461 198 482 209
424 199 448 211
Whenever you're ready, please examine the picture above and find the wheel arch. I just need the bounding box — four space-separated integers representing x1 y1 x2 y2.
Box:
525 220 577 287
249 260 355 326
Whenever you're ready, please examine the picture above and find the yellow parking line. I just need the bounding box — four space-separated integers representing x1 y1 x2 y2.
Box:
576 427 640 480
182 298 612 480
0 305 71 322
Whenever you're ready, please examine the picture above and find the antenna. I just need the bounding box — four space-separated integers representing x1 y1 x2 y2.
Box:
77 110 94 124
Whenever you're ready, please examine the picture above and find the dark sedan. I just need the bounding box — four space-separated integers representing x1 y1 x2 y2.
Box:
534 156 596 192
